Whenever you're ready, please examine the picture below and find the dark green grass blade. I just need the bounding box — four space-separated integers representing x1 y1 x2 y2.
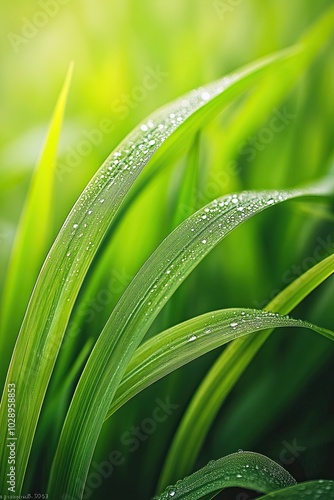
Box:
153 451 296 499
260 481 334 499
105 308 333 418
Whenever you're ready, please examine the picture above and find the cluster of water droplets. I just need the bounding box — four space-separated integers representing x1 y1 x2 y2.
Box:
81 74 238 210
187 190 289 251
153 450 296 499
141 188 293 326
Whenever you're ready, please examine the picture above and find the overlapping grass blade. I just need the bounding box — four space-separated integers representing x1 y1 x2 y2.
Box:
260 481 334 499
105 308 333 418
0 63 73 386
157 252 334 490
153 451 296 499
0 48 302 495
48 183 333 499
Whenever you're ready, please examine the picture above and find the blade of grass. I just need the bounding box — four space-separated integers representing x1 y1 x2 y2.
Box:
0 63 73 387
0 44 305 495
153 451 296 500
105 308 333 418
157 252 334 490
49 183 333 499
260 481 334 499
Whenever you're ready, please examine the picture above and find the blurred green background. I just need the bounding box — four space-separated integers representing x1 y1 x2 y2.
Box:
1 0 333 498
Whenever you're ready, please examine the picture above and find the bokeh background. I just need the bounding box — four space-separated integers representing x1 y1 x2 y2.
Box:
1 1 333 498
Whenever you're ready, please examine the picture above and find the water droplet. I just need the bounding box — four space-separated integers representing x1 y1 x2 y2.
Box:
201 214 207 219
73 224 78 229
236 473 242 478
140 124 148 132
267 198 275 205
201 91 210 101
204 328 211 334
149 140 156 146
201 239 207 244
189 335 197 342
99 199 105 203
66 252 71 257
230 322 238 328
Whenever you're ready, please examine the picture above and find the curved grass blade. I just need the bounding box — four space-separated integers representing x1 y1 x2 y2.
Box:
48 183 333 499
157 252 334 490
105 308 333 418
0 63 73 387
0 48 299 495
153 451 296 500
260 481 334 499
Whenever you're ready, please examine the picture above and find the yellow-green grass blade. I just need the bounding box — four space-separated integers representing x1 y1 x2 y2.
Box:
153 451 296 500
0 46 305 495
0 63 73 387
157 252 334 491
48 183 333 499
105 308 333 419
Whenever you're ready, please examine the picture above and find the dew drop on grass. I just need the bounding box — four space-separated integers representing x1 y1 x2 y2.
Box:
73 224 78 229
201 91 210 101
201 239 207 244
189 335 197 342
230 322 238 328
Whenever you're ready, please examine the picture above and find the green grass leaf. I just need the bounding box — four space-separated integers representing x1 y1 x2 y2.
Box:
105 308 333 418
153 451 296 499
157 252 334 490
48 183 333 499
0 44 304 495
0 62 73 386
260 481 334 499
